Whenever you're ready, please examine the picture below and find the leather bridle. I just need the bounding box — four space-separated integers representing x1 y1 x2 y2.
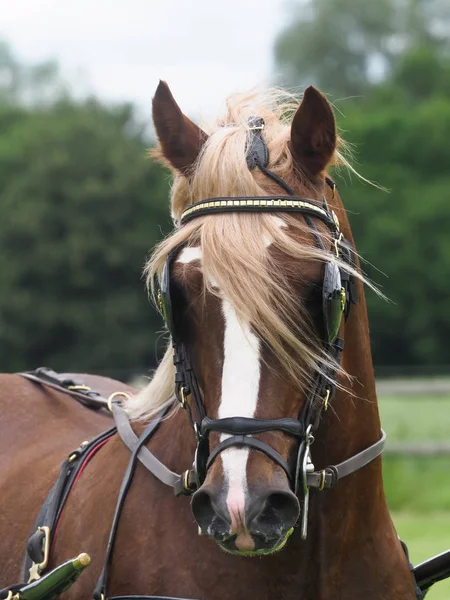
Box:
157 117 386 539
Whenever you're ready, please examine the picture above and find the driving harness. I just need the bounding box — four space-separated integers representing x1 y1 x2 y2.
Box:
2 119 446 599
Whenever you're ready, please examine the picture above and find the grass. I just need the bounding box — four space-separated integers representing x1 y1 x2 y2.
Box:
393 512 450 600
379 395 450 598
378 395 450 441
377 394 450 512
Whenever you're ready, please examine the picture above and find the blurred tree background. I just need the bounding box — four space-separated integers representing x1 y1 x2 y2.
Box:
0 43 171 375
276 0 450 371
1 0 450 376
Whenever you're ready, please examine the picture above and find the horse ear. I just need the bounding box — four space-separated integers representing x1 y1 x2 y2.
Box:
152 80 208 174
290 86 336 178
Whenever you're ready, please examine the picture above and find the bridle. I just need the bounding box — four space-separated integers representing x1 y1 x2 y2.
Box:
157 117 386 539
1 119 422 600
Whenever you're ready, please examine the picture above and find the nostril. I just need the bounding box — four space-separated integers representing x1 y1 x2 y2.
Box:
249 490 300 537
264 492 300 528
191 489 230 538
191 489 215 531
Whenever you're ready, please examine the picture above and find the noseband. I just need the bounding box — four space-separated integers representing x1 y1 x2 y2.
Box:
156 117 385 539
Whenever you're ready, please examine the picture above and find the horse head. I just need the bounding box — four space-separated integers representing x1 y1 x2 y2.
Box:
131 81 372 555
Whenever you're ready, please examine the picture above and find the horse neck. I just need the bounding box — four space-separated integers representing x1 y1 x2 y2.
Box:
282 207 415 598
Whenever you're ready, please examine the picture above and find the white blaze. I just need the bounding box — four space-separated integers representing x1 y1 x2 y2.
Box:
219 300 261 525
177 246 202 263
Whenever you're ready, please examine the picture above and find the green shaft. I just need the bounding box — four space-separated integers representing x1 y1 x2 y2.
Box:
18 553 90 600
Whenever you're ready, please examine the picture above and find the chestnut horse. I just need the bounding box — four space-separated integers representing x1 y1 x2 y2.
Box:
0 82 418 599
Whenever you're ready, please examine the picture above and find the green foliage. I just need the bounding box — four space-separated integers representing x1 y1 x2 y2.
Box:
334 95 450 366
0 97 171 374
275 0 450 98
276 0 450 368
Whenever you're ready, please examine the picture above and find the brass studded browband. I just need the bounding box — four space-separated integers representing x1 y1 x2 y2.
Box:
180 196 338 230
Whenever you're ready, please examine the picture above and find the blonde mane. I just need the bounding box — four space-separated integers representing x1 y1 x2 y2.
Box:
126 88 363 422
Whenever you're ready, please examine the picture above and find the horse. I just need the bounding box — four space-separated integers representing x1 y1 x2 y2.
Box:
0 81 419 600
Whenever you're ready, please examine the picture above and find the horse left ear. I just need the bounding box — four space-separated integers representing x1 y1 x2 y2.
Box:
152 80 208 174
290 86 336 178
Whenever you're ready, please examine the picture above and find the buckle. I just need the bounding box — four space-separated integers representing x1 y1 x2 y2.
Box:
334 232 344 258
300 426 315 540
182 469 197 494
179 386 189 409
322 388 330 411
28 526 51 583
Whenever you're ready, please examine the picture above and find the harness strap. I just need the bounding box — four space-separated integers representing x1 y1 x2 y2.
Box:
23 427 117 582
18 368 110 410
306 429 386 489
112 404 188 494
93 407 169 600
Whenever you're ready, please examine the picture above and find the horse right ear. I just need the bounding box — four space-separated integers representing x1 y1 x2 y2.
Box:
152 81 208 174
290 86 337 179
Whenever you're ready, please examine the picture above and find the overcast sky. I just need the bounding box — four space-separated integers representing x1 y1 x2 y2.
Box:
0 0 293 123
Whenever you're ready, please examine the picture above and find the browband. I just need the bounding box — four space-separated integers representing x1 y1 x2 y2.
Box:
180 196 338 229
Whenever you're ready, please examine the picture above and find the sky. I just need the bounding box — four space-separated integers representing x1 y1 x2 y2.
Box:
0 0 292 123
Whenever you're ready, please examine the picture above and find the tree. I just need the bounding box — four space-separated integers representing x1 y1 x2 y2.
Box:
274 0 450 99
0 96 171 375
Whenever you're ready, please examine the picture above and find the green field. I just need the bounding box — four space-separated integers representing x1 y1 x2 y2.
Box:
393 513 450 600
379 395 450 512
379 394 450 599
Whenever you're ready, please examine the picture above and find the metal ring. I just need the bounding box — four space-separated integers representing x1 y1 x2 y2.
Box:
319 469 326 491
183 469 193 492
107 391 132 413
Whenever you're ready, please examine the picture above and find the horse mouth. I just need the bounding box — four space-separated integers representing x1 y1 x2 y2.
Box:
215 528 294 556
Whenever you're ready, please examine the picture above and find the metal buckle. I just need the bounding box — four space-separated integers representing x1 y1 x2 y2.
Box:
248 123 264 131
27 526 51 582
323 388 330 411
319 469 327 492
107 391 132 413
67 384 91 392
334 232 344 258
300 426 315 540
340 287 346 312
179 386 189 409
331 209 339 230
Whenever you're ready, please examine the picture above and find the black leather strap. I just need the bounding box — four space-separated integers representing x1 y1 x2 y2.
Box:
93 408 169 600
246 117 269 170
201 416 304 437
19 368 110 410
23 427 116 581
206 436 291 482
180 197 337 229
108 597 197 599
